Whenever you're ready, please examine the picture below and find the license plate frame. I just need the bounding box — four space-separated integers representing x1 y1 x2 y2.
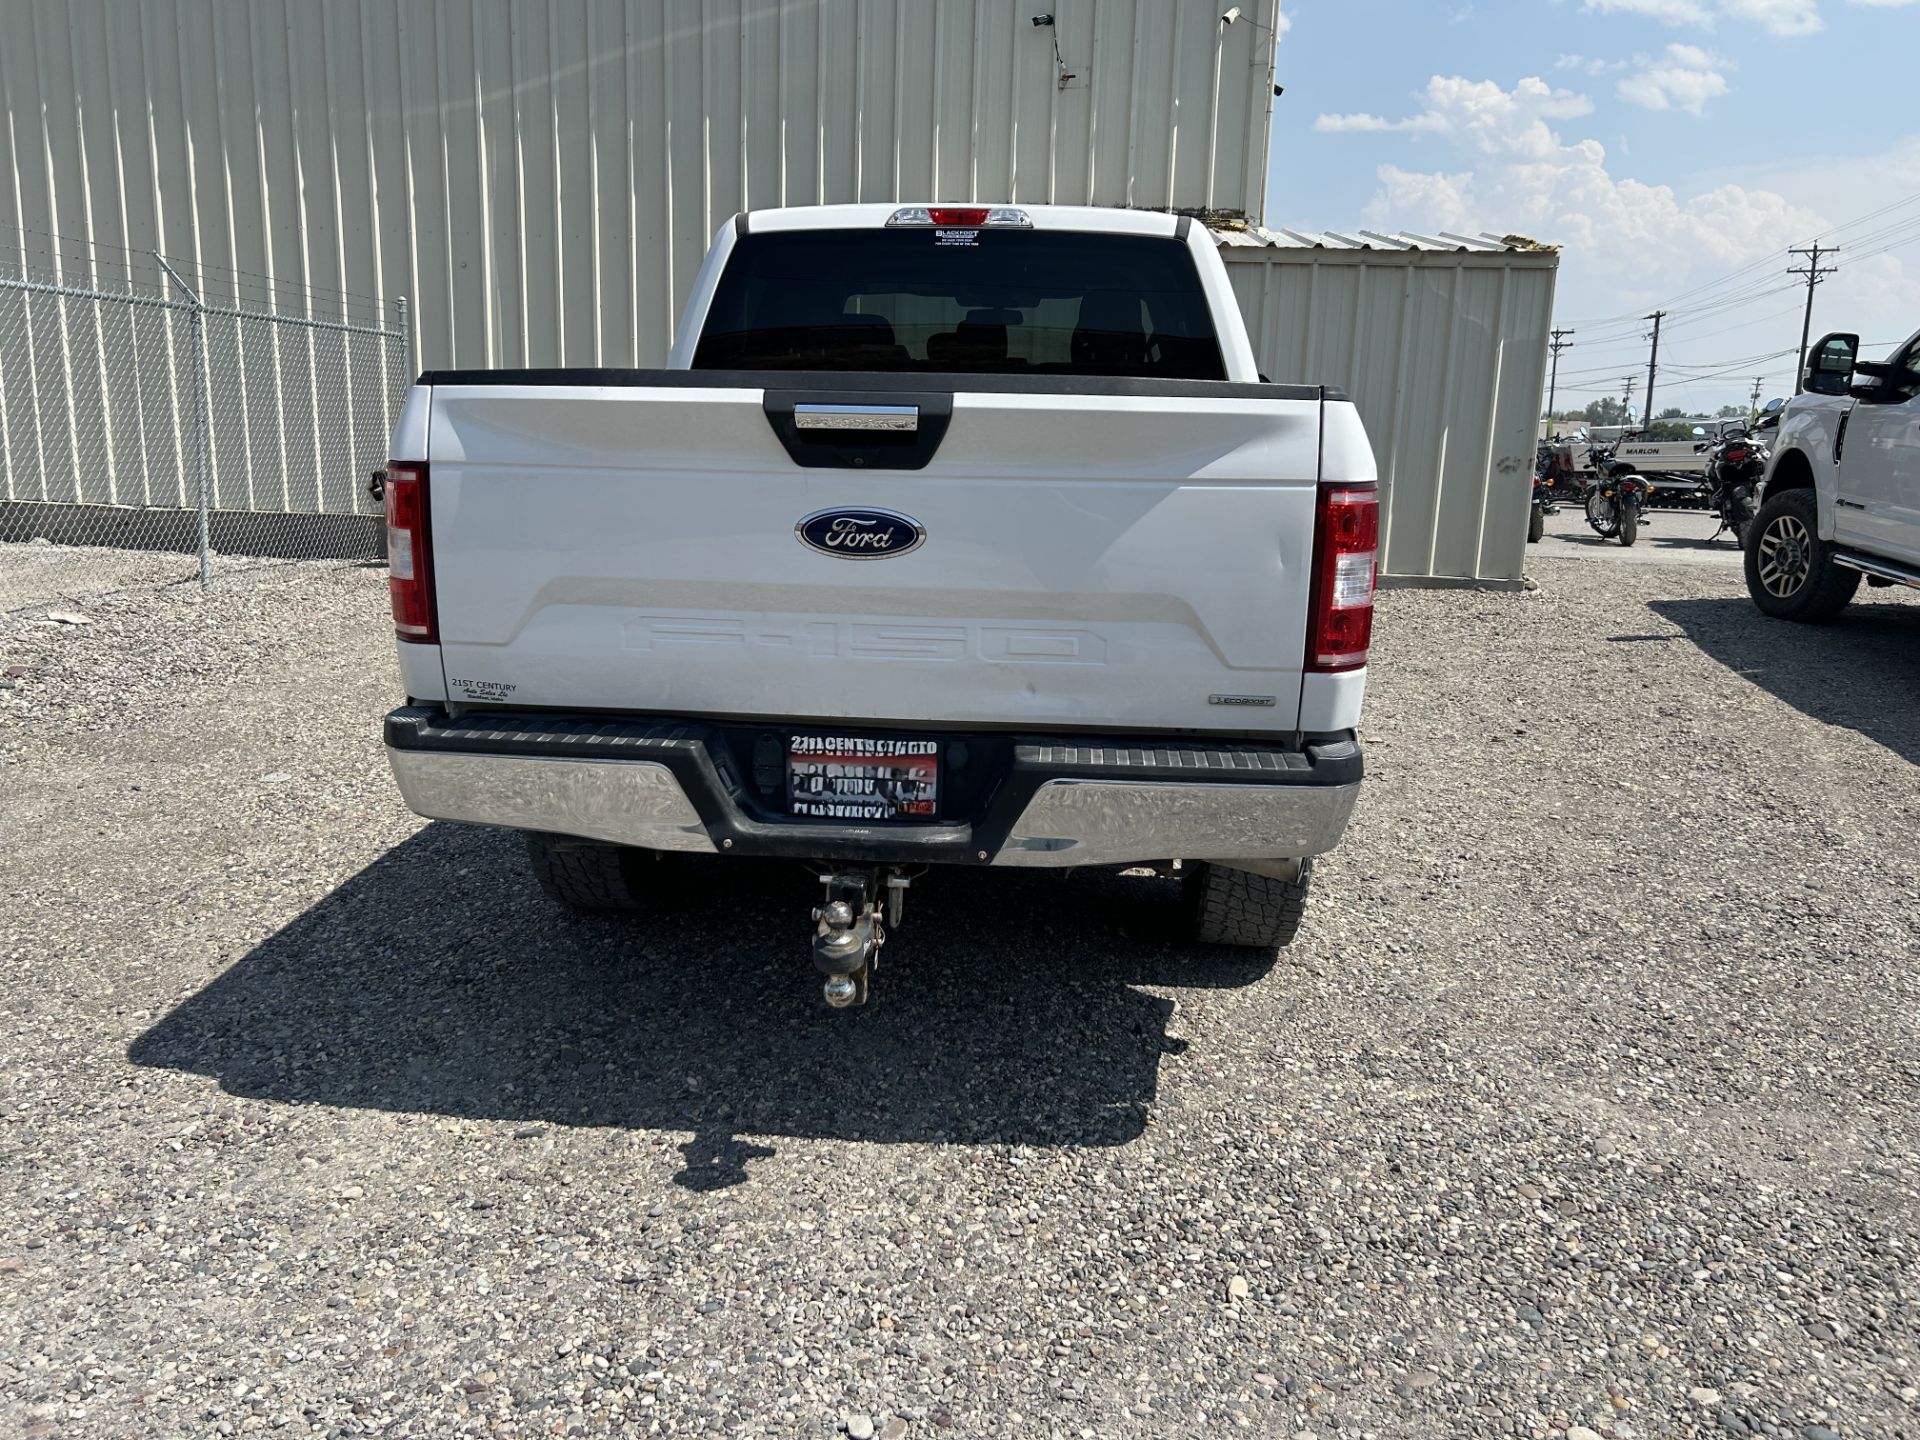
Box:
786 734 940 822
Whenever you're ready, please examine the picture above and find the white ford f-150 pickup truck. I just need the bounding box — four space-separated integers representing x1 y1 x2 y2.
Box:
380 203 1377 1005
1747 327 1920 619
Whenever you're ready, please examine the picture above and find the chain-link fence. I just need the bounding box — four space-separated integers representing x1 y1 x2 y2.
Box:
1 229 408 616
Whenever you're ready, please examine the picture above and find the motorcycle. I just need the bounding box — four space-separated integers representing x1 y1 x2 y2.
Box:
1580 429 1653 546
1690 401 1780 547
1594 470 1652 547
1529 441 1567 543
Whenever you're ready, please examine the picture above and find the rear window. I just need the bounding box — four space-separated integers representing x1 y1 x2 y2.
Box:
691 228 1226 380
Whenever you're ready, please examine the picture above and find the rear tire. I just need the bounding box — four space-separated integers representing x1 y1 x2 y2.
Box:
1184 860 1312 949
1731 490 1756 549
1527 504 1545 544
1617 503 1639 547
524 830 656 912
1585 489 1619 538
1744 487 1860 621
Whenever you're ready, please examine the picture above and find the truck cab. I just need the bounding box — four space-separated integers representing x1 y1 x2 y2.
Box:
1746 328 1920 619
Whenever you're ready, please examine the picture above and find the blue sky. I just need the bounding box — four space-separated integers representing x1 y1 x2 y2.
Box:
1265 0 1920 416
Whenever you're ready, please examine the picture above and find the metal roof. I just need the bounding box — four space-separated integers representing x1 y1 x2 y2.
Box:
1209 223 1559 255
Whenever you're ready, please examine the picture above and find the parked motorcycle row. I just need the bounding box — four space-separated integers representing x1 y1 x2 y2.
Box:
1531 398 1785 550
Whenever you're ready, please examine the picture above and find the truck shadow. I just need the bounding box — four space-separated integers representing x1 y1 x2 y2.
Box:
1650 595 1920 767
129 823 1275 1187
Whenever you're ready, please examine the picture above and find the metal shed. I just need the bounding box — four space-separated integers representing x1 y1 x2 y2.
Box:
1215 226 1560 587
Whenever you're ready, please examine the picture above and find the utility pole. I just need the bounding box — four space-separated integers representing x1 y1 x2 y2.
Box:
1789 243 1839 393
1622 376 1636 426
1643 311 1666 432
1546 327 1575 424
1750 375 1764 420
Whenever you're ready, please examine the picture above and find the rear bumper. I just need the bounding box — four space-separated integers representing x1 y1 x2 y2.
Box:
383 707 1362 869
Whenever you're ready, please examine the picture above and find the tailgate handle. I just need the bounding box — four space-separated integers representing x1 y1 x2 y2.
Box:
764 390 954 470
794 403 919 433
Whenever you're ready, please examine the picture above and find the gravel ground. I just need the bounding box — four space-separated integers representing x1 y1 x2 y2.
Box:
0 539 337 618
1529 503 1745 568
2 542 1918 1440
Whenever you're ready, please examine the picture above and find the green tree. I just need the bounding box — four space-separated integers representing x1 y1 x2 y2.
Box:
1715 404 1748 418
1581 397 1629 427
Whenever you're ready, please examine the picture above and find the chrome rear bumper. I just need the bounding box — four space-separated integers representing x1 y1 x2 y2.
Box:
993 778 1358 867
384 707 1362 869
388 751 718 854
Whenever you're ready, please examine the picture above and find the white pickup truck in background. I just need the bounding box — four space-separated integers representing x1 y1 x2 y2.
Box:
1746 327 1920 619
379 204 1377 1005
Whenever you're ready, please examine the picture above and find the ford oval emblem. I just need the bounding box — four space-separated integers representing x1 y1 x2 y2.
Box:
795 507 926 560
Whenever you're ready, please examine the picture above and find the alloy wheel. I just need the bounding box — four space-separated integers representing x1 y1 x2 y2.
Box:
1756 512 1813 598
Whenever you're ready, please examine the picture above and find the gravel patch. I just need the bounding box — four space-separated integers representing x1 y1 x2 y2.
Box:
1 539 357 618
2 548 1917 1439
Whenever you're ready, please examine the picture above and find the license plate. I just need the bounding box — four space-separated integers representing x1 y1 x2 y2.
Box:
787 735 939 821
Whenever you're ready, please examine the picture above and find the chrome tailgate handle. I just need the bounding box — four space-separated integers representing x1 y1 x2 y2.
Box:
793 403 920 433
764 390 952 469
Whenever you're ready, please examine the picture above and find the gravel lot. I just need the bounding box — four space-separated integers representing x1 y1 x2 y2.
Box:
0 539 350 618
3 540 1918 1440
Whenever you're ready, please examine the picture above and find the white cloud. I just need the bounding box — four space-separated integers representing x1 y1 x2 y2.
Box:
1313 76 1593 156
1556 53 1635 74
1583 0 1715 23
1335 76 1906 327
1313 73 1920 407
1720 0 1824 31
1313 111 1447 134
1617 44 1733 114
1582 0 1825 32
1848 0 1917 6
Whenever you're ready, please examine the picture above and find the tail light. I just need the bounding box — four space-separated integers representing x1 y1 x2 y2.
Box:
1306 484 1378 672
1724 444 1750 463
383 461 437 643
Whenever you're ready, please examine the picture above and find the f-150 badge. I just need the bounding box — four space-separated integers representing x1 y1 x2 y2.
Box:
795 507 926 560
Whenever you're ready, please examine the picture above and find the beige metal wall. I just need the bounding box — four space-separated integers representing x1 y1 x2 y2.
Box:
1221 241 1560 586
0 0 1279 370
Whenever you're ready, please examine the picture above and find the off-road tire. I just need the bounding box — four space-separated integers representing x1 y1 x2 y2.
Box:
1527 504 1545 543
524 830 655 911
1184 860 1312 949
1744 487 1861 622
1617 502 1639 547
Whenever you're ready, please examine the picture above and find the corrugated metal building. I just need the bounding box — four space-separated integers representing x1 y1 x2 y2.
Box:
1218 226 1559 585
1 0 1556 584
0 0 1281 369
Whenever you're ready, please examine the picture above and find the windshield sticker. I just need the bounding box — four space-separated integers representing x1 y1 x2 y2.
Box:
934 228 981 246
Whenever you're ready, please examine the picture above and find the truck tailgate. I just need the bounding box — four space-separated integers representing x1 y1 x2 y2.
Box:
423 377 1331 732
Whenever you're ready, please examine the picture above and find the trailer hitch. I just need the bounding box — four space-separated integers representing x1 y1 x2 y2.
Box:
811 869 912 1007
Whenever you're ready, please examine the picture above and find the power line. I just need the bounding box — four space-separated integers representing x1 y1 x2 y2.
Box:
1656 348 1798 387
1789 243 1839 394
